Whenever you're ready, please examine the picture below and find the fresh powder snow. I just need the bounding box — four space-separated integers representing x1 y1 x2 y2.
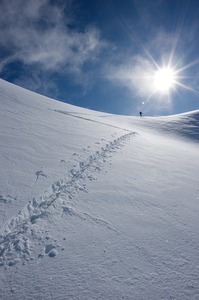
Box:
0 79 199 300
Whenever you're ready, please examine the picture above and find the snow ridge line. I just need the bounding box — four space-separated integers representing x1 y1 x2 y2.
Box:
0 132 135 267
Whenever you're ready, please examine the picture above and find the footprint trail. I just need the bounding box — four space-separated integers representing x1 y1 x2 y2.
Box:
0 132 135 267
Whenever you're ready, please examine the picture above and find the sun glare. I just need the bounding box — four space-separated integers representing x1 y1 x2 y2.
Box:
153 67 176 93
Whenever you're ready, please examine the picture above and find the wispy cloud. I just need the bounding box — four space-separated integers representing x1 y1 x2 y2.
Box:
0 0 105 76
106 55 154 98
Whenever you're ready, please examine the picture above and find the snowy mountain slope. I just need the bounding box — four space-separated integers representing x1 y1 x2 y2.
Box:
136 110 199 142
0 79 199 300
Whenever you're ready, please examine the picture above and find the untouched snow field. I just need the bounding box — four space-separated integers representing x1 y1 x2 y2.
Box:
0 79 199 300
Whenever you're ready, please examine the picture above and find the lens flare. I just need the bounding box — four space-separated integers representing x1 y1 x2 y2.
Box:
154 68 176 93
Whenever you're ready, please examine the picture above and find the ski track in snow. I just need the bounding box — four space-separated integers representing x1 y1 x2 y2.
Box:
52 109 131 131
0 132 135 267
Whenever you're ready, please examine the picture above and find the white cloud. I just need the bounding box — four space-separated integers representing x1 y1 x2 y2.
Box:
0 0 105 75
106 55 155 97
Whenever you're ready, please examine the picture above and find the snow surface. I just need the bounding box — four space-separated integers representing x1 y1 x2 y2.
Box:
0 79 199 300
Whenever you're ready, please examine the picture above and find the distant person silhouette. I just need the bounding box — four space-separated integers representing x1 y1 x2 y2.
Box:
139 111 143 117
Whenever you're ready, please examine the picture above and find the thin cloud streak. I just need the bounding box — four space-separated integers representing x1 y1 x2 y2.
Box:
106 55 154 97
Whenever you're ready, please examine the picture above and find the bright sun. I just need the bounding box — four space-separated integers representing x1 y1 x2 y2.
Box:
153 67 176 93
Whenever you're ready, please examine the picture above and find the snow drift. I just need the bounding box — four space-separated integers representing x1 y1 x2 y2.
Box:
0 79 199 300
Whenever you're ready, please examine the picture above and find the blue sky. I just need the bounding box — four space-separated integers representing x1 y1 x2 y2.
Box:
1 0 199 116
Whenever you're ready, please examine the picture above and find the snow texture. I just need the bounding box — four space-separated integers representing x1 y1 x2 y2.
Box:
0 79 199 299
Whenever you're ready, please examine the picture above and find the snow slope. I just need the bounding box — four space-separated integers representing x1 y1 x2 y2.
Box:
0 79 199 300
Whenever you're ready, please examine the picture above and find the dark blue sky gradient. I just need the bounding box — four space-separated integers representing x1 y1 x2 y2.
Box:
1 0 199 115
